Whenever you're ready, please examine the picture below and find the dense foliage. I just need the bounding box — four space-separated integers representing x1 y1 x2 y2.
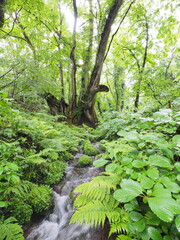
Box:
71 103 180 239
0 93 95 239
0 0 179 239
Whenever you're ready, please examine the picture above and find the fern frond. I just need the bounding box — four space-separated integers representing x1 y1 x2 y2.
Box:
116 235 132 240
74 174 120 203
0 217 24 240
71 199 120 227
71 173 122 228
109 209 130 237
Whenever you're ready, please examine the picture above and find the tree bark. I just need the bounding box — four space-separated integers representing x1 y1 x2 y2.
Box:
0 0 5 28
69 0 78 121
74 0 124 127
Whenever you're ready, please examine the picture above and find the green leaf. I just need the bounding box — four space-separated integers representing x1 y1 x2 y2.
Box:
172 135 180 146
132 160 148 168
148 155 172 169
133 218 146 232
160 177 180 193
146 167 159 180
147 184 180 222
124 199 139 212
121 157 133 166
105 163 122 174
93 159 108 167
163 236 173 240
117 131 140 142
0 201 8 208
161 149 173 160
147 227 162 240
130 211 143 221
175 162 180 171
175 215 180 232
113 179 143 203
140 176 154 189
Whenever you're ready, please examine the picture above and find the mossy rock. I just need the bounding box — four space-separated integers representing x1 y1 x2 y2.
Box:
83 143 99 156
59 151 73 161
78 155 92 167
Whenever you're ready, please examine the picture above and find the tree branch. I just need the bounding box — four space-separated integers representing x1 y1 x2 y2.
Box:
104 0 136 61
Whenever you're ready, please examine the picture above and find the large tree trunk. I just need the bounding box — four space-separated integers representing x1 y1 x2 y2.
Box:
73 0 124 127
0 0 5 28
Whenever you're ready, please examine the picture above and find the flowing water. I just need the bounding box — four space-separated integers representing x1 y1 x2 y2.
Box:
26 147 102 240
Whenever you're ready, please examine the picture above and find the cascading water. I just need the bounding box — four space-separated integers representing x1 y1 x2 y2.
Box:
26 147 102 240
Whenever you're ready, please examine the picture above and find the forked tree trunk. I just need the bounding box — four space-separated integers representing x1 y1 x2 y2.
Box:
73 0 124 127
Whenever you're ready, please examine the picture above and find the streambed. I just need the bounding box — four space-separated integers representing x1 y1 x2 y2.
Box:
25 146 103 240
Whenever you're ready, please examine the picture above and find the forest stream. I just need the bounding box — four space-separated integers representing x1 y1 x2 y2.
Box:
25 144 103 240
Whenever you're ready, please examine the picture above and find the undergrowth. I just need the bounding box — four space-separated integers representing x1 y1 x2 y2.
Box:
71 105 180 240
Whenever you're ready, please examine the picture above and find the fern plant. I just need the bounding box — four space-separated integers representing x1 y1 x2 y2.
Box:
0 217 24 240
70 173 129 235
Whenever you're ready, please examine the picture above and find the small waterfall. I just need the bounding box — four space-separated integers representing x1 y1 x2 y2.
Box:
26 149 102 240
27 192 91 240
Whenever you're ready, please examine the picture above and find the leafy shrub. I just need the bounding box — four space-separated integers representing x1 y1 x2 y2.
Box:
83 142 99 156
59 151 73 161
27 185 52 214
77 155 92 167
72 109 180 239
10 201 33 224
43 161 66 185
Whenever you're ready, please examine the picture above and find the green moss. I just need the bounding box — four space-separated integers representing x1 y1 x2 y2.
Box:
78 155 92 167
27 185 52 213
83 143 99 156
59 151 73 161
44 161 66 185
10 201 33 224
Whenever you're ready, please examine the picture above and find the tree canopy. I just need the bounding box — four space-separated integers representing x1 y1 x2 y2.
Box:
0 0 179 126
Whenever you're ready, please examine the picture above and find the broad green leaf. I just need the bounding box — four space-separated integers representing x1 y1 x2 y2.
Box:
133 218 146 232
132 160 148 168
177 175 180 181
130 211 143 221
113 179 143 202
148 155 172 169
175 215 180 232
147 185 180 222
93 159 108 167
105 163 122 174
160 177 180 193
172 135 180 146
117 131 140 142
163 236 173 240
147 227 162 240
161 149 173 160
146 167 159 180
121 157 133 166
124 199 139 211
0 201 8 208
145 211 161 226
175 162 180 171
140 176 154 189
